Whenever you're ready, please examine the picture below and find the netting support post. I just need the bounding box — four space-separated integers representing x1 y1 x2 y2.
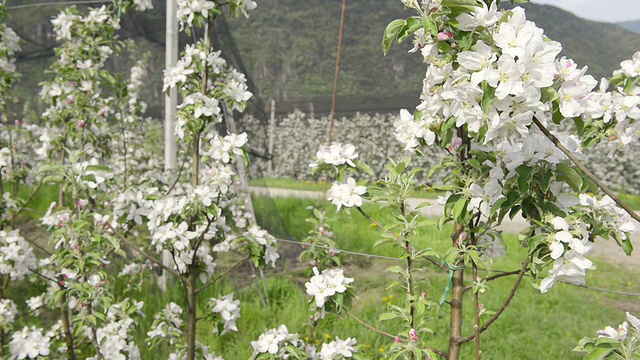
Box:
268 98 276 177
160 0 179 293
224 105 271 308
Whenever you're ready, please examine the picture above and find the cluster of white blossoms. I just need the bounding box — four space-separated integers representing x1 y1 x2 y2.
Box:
147 302 184 343
133 0 153 11
245 225 280 266
176 0 216 28
319 337 358 360
166 49 252 135
305 267 354 309
579 194 636 240
0 229 36 280
9 326 51 359
539 216 595 293
327 177 367 211
310 143 359 168
0 298 18 327
251 325 314 358
394 1 640 294
0 20 20 75
597 312 640 341
250 324 357 359
209 293 241 335
176 0 256 28
73 157 114 191
86 300 144 360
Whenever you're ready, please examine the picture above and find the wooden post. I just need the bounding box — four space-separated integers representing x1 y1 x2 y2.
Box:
268 98 276 177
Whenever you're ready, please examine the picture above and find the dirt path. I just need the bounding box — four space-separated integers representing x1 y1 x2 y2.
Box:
249 186 640 270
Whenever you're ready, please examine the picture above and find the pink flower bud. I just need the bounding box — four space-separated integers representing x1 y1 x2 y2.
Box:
394 336 400 343
76 120 85 128
437 32 449 41
409 328 419 341
449 136 463 151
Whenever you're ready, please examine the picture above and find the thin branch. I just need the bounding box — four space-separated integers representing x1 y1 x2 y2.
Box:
344 310 447 358
533 117 640 223
463 268 528 293
425 345 449 359
196 255 249 295
356 206 396 238
14 178 45 218
420 254 449 272
106 224 187 283
344 309 397 340
29 268 59 284
22 233 52 256
458 257 530 344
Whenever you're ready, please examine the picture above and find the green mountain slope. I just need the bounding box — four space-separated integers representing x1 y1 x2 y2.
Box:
6 1 640 116
620 20 640 34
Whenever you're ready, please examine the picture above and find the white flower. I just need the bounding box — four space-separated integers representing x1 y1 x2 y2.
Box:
210 293 241 334
233 0 257 18
163 62 194 92
9 326 51 359
0 298 18 325
310 143 359 168
320 337 358 360
618 51 640 77
456 1 500 30
26 296 44 315
627 312 640 331
597 323 628 340
133 0 153 11
467 180 504 218
305 267 353 308
251 325 296 356
327 177 366 211
176 0 216 28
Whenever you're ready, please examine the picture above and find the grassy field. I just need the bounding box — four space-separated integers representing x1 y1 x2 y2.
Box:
249 177 442 199
125 196 640 359
8 186 640 359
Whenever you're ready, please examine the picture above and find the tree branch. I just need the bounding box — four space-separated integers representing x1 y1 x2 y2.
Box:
14 177 45 219
533 117 640 223
106 224 187 283
196 255 249 295
344 309 397 340
463 268 529 293
458 257 530 344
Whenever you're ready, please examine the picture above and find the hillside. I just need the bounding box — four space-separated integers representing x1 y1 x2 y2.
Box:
6 0 640 117
620 20 640 34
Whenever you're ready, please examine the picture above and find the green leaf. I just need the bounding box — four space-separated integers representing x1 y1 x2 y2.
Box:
516 165 533 192
617 237 634 256
397 17 421 44
556 163 583 192
452 197 468 223
382 19 407 55
422 16 438 36
379 312 399 321
354 159 374 176
583 347 616 360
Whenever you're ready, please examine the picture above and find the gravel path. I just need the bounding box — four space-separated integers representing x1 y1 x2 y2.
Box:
249 186 640 269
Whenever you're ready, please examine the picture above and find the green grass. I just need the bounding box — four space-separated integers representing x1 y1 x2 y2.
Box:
7 187 640 359
249 177 441 199
250 177 640 207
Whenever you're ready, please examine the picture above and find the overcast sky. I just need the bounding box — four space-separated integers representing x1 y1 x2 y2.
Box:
530 0 640 23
